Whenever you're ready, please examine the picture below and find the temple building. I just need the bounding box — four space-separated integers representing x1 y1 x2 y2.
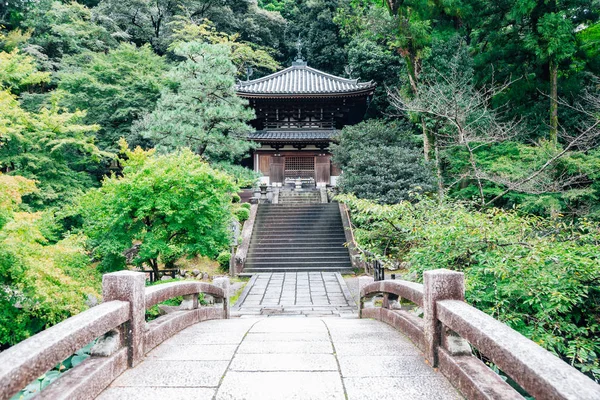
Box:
236 59 376 187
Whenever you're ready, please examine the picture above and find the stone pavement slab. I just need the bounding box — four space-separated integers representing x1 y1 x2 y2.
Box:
216 371 345 400
97 318 462 400
97 387 215 400
232 272 357 317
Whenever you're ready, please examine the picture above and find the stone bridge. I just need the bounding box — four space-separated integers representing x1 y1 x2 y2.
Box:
1 270 599 400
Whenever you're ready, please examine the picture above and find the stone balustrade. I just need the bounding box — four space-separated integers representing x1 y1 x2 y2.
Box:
0 271 229 400
359 268 600 400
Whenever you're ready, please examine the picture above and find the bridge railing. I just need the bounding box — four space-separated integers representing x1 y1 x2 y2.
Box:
360 269 600 400
0 271 229 400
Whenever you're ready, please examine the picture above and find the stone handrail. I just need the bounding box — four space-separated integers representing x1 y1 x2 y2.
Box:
0 301 129 400
437 299 600 400
0 271 229 400
145 280 225 307
360 279 424 307
359 269 600 400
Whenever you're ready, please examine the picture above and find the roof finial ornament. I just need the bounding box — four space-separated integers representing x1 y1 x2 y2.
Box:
293 35 307 67
296 35 303 61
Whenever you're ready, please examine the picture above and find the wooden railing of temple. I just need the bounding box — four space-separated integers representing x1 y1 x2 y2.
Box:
360 269 600 400
0 271 229 400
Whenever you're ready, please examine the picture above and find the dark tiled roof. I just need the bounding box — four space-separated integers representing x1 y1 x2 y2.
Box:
236 61 375 96
248 130 336 141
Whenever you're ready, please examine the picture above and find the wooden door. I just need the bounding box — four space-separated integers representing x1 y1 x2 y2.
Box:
258 154 271 175
315 155 330 185
270 155 284 184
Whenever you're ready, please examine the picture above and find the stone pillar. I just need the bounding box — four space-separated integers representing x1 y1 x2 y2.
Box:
213 277 230 319
358 276 374 318
102 271 146 367
423 269 464 367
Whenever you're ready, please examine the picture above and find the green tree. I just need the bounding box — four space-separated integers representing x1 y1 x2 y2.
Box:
0 48 50 94
136 42 256 162
0 174 100 347
80 144 237 276
0 50 107 208
332 120 436 203
21 1 121 67
281 0 348 75
169 18 280 77
58 43 167 151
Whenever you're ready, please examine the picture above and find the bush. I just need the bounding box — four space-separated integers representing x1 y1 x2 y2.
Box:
331 120 436 203
216 251 231 271
241 203 251 210
235 207 250 223
79 144 237 277
339 193 600 381
232 193 241 203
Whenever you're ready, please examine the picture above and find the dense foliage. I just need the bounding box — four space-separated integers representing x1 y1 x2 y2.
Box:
0 175 100 348
135 42 256 162
332 120 436 203
80 144 237 276
58 43 167 151
339 194 600 381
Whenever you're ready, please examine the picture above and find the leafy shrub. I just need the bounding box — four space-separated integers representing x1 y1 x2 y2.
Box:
216 251 231 271
332 120 436 203
241 203 251 210
79 143 237 276
339 193 600 381
232 193 241 203
235 207 250 223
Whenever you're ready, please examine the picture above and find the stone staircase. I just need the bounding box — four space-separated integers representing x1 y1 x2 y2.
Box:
243 203 353 273
278 189 321 204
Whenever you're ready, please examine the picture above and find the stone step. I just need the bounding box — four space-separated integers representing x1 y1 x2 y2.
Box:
245 249 349 256
250 237 346 244
244 263 353 271
256 214 341 220
259 204 336 208
248 246 348 251
246 256 351 263
250 244 348 251
252 232 347 238
255 224 344 229
253 230 344 236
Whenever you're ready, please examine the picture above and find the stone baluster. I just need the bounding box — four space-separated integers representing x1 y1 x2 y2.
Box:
213 277 231 319
423 269 465 367
102 271 146 367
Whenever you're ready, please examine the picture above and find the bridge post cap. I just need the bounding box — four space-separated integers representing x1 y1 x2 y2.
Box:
103 270 146 277
423 269 464 277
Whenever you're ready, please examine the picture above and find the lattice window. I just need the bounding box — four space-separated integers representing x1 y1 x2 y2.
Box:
285 157 314 171
285 156 315 178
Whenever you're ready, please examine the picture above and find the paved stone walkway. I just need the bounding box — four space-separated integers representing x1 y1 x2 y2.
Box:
232 272 357 317
97 317 461 400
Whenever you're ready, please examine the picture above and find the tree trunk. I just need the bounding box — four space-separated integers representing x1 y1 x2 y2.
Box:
405 53 430 161
549 60 558 146
434 136 444 203
421 116 431 161
149 258 160 281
